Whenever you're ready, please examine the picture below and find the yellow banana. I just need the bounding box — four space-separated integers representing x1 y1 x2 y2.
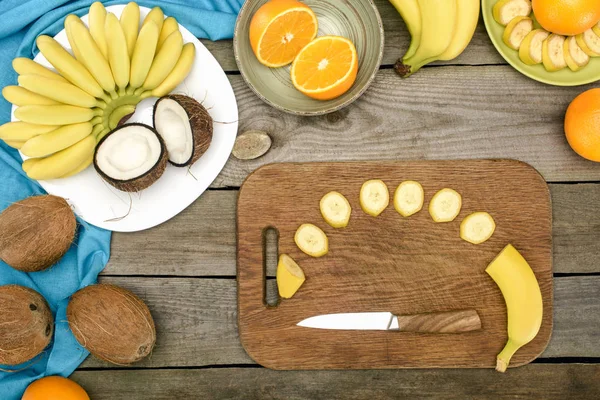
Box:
22 135 96 180
69 21 116 95
15 105 98 125
141 30 183 92
61 155 93 178
388 0 422 60
36 35 105 98
105 12 130 92
0 122 58 141
12 57 68 83
108 104 136 130
18 74 100 108
4 140 24 149
21 122 93 158
143 7 164 33
65 15 85 62
157 17 179 51
2 86 59 106
438 0 480 61
149 43 196 98
120 2 140 58
486 244 543 372
129 20 160 90
89 1 108 59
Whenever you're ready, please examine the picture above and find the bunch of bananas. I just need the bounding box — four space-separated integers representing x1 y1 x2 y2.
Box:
0 2 196 180
389 0 480 77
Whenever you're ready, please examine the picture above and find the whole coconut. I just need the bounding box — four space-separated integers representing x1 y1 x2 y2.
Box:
0 285 53 365
67 284 156 365
0 195 76 272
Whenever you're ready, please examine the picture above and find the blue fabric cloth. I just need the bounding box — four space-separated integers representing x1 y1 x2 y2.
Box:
0 1 241 398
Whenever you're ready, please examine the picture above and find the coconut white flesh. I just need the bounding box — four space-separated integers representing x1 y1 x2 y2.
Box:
154 99 193 165
96 125 162 180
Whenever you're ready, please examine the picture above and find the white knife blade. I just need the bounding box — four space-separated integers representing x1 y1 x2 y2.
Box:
297 312 398 330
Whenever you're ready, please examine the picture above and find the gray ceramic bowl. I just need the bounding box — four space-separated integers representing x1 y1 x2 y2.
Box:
234 0 384 116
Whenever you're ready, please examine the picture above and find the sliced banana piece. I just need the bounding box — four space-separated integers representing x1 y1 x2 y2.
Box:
493 0 532 26
542 34 567 72
564 36 590 72
429 188 462 223
360 179 389 217
503 16 533 50
394 181 424 217
519 29 549 65
576 29 600 57
460 212 496 244
320 191 351 228
276 254 306 299
593 21 600 37
294 224 329 258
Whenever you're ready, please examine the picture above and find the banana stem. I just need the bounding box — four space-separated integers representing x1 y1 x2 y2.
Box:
496 339 523 373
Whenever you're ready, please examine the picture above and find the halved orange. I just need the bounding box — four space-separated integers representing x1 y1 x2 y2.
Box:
249 0 318 68
291 36 358 101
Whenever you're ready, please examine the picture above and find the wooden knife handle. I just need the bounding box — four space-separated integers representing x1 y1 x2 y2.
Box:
395 310 481 333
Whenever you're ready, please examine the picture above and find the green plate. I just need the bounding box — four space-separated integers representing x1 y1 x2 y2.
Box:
234 0 384 115
482 0 600 86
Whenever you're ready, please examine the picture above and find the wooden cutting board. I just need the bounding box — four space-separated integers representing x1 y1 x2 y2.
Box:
237 160 553 369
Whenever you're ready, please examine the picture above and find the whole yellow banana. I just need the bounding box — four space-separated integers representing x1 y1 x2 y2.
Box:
2 86 59 106
120 2 140 58
141 30 183 92
438 0 480 61
105 12 130 92
89 1 108 59
143 7 164 33
486 244 543 372
157 17 179 51
149 42 196 98
0 122 58 142
21 122 93 158
15 105 98 125
388 0 422 60
108 104 136 130
4 140 24 149
65 15 85 62
129 20 160 90
22 135 96 180
12 58 68 83
61 155 93 178
18 74 101 108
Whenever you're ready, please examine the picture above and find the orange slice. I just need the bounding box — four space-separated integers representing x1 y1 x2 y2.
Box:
291 36 358 101
249 0 318 68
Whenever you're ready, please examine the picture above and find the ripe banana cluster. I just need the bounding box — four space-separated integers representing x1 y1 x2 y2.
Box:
0 2 196 180
389 0 480 77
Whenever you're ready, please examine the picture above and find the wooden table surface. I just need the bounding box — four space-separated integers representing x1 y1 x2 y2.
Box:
71 2 600 398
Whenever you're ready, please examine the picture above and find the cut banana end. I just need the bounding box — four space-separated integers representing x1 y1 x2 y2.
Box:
542 34 567 72
460 212 496 244
320 191 351 228
360 179 389 217
564 36 590 72
294 224 329 258
519 29 550 65
503 17 533 50
575 29 600 57
394 180 424 217
493 0 532 26
276 254 306 299
429 188 462 223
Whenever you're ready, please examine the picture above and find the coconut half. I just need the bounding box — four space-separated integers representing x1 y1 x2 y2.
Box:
94 123 167 192
153 94 213 167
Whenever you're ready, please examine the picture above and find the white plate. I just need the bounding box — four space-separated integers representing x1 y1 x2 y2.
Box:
13 5 238 232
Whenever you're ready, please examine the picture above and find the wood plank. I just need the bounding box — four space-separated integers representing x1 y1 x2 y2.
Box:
213 68 600 188
201 1 504 71
105 184 600 276
80 276 599 368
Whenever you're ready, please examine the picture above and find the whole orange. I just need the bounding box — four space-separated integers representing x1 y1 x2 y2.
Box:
22 376 90 400
565 88 600 162
532 0 600 36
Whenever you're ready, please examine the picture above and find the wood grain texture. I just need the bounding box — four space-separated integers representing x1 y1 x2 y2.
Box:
237 161 552 369
393 309 482 333
79 276 599 369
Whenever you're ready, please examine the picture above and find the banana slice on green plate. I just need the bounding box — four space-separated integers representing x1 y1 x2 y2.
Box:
542 34 567 72
503 16 533 50
519 29 550 65
576 29 600 57
492 0 531 26
564 36 590 72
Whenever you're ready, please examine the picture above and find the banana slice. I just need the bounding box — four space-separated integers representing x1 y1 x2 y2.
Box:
493 0 532 26
276 254 306 299
519 29 549 65
576 29 600 57
394 181 424 217
593 21 600 37
460 212 496 244
429 188 462 222
360 179 389 217
503 17 533 50
564 36 590 72
294 224 329 257
542 34 567 72
320 191 351 228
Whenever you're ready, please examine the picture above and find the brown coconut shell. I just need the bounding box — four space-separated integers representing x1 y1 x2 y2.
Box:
67 284 156 365
153 94 213 167
0 195 76 272
93 123 168 192
0 285 53 365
